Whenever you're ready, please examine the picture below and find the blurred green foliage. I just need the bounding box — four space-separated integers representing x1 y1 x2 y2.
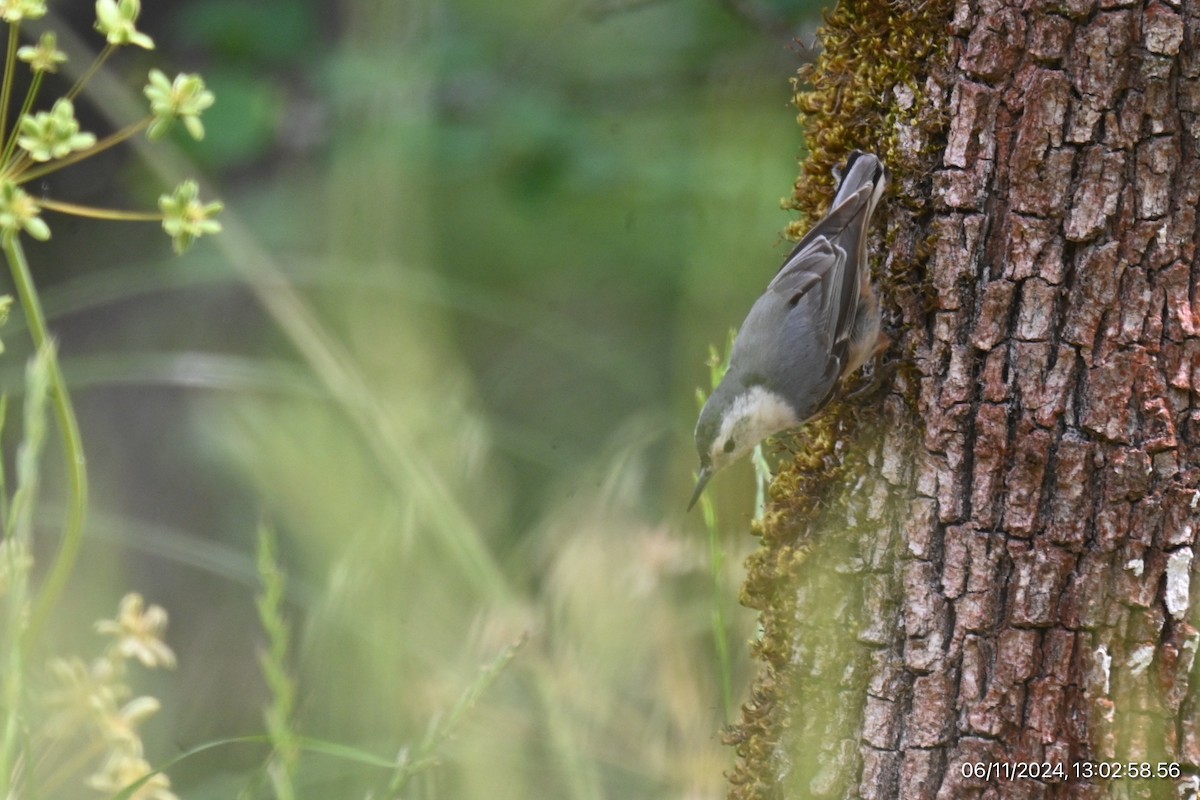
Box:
3 0 834 796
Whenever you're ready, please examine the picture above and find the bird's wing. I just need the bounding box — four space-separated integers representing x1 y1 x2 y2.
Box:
767 181 874 352
765 237 836 303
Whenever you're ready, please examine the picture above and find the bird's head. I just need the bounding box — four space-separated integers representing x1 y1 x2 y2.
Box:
689 378 800 509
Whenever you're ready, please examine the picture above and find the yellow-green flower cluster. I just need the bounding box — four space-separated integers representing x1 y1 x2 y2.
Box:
45 593 178 800
95 592 177 669
0 181 48 242
17 99 96 162
16 31 66 74
159 180 223 254
0 0 46 22
94 0 154 49
0 4 219 251
145 69 215 141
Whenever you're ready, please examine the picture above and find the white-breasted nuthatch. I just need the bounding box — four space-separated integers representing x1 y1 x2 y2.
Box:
689 150 888 509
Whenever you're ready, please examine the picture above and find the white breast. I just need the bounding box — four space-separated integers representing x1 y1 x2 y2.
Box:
714 385 801 465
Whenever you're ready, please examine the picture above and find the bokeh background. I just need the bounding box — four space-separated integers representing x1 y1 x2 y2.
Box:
7 0 830 796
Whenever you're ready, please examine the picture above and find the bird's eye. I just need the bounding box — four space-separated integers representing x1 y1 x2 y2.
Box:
723 438 736 454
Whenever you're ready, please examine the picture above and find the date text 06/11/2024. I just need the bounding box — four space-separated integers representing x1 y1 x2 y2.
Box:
959 761 1185 782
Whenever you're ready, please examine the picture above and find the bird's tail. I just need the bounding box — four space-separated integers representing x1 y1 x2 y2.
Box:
830 150 889 225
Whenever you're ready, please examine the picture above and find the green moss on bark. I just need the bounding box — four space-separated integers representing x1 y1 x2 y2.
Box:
724 0 953 796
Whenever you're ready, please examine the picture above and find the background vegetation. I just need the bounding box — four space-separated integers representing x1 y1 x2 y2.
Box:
6 0 832 796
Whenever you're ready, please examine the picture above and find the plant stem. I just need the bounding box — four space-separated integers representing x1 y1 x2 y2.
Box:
0 23 17 157
16 116 150 184
701 490 734 723
3 235 88 647
0 396 7 526
1 70 44 168
37 197 161 222
0 347 51 799
65 43 114 103
0 582 22 800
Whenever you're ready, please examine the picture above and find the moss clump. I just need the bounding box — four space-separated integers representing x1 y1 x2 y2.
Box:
724 0 953 796
725 404 880 797
785 0 950 230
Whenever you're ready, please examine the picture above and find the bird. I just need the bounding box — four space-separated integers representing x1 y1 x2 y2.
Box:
689 150 889 510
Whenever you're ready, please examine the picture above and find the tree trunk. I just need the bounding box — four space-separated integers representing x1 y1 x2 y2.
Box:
726 0 1200 798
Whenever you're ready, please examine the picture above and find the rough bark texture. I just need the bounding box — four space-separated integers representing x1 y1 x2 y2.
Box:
726 0 1200 798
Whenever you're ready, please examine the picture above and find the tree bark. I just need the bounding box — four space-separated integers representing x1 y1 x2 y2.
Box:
726 0 1200 798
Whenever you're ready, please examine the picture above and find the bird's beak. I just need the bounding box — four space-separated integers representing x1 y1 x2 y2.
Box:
687 465 714 511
